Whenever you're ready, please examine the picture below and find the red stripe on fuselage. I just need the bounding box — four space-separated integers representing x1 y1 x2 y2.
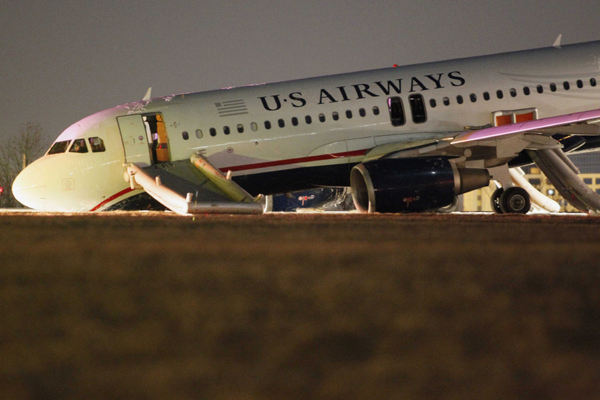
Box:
90 187 134 211
223 149 368 172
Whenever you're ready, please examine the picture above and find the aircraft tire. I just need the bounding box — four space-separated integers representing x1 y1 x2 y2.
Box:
491 188 504 214
499 187 531 214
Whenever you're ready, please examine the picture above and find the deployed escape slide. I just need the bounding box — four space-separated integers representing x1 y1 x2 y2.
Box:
508 167 560 213
125 153 263 215
120 112 262 215
528 148 600 213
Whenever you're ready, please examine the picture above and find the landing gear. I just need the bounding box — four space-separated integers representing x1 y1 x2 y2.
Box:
491 187 531 214
491 188 504 214
488 165 531 214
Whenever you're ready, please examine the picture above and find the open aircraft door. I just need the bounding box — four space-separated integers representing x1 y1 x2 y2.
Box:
117 115 152 165
151 114 170 163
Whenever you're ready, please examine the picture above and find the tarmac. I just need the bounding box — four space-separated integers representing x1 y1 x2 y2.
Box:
0 210 599 399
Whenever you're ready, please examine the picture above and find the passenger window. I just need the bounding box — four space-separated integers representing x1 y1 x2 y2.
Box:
430 99 437 108
591 78 597 87
265 121 272 129
182 131 189 140
88 137 106 152
48 140 71 155
237 124 244 133
470 93 477 102
496 90 504 99
373 106 380 115
195 129 203 139
69 138 88 153
509 88 517 97
564 81 570 90
223 126 230 135
443 97 450 106
550 83 557 92
251 122 258 131
278 119 285 128
210 128 217 137
346 110 353 119
292 117 299 126
388 97 405 126
523 87 530 95
305 115 312 124
332 112 339 121
456 95 463 104
408 94 427 123
537 85 543 94
577 79 583 88
319 113 326 122
359 108 366 117
483 92 490 101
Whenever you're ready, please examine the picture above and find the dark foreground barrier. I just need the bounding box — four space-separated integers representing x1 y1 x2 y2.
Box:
0 212 599 399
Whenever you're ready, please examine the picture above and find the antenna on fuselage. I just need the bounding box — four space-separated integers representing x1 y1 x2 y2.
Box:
553 34 562 49
143 87 152 101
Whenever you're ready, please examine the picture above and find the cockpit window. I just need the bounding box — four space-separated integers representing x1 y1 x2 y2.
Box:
69 139 88 153
88 137 106 152
48 140 71 155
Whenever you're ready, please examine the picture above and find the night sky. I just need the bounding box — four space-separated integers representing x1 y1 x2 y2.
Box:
2 1 600 147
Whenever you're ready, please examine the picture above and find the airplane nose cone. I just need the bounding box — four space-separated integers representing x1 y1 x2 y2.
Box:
12 166 46 210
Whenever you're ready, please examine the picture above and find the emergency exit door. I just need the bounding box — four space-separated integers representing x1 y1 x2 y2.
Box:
117 115 152 165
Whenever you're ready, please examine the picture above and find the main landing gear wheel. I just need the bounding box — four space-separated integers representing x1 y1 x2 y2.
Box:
499 187 531 214
491 188 504 214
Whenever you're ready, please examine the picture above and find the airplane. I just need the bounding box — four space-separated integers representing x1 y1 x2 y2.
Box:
12 38 600 215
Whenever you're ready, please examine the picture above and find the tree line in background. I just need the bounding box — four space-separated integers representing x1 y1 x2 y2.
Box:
0 122 49 208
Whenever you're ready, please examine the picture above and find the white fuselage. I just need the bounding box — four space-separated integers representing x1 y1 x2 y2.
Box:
13 41 600 211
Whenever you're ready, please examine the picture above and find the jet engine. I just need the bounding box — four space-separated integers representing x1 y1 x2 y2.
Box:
350 157 490 213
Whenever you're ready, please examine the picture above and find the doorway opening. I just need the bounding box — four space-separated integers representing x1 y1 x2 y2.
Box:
143 113 170 163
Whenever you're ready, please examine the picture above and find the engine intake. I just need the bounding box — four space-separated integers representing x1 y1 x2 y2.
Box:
350 157 489 213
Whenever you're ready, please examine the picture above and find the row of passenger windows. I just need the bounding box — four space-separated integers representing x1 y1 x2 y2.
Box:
430 77 598 108
180 77 597 140
182 106 382 140
47 137 106 155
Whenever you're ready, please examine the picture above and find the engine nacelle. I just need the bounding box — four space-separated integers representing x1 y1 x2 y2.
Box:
350 157 489 213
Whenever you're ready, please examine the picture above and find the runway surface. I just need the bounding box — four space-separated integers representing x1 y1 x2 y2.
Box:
1 211 599 399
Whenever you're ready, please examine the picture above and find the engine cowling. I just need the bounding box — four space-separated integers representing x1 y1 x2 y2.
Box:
350 157 490 213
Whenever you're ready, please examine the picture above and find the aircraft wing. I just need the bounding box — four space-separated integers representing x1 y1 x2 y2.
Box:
370 107 600 213
451 108 600 145
125 154 263 215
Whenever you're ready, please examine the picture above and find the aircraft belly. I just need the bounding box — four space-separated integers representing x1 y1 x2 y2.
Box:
233 163 352 196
